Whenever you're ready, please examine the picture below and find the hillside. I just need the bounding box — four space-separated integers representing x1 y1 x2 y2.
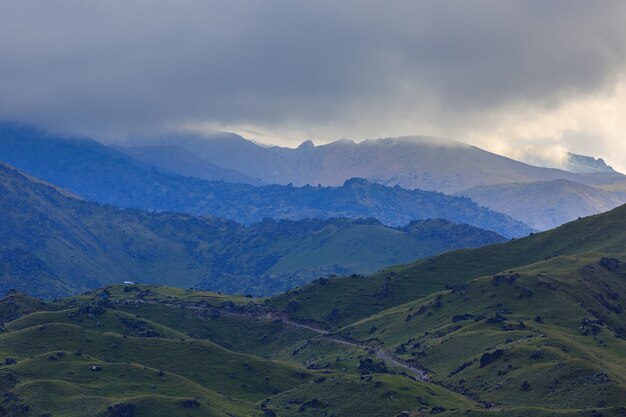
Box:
0 287 482 417
1 192 626 415
261 204 626 413
457 179 626 230
0 162 506 298
340 253 626 411
1 261 625 416
268 202 626 329
0 123 532 238
136 132 587 193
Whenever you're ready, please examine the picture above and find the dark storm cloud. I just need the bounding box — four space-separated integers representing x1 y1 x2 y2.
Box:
1 0 625 140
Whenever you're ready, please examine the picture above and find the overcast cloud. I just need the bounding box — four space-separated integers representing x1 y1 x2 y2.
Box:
1 1 626 169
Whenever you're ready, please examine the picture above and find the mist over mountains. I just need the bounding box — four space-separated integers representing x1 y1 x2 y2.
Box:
2 122 626 416
457 179 626 230
121 132 591 193
0 123 533 238
119 144 264 185
2 3 626 415
522 151 617 174
3 122 626 235
115 128 626 231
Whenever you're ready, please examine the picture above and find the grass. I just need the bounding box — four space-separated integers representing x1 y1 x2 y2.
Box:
2 206 626 415
268 204 626 328
8 356 257 417
0 160 511 298
339 257 626 409
112 302 317 357
265 373 478 417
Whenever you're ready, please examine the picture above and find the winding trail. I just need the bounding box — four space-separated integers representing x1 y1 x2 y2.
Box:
280 319 429 381
129 298 490 407
187 305 430 381
137 298 430 380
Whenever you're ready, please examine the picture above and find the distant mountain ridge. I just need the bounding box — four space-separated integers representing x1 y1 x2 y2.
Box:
523 151 618 174
0 161 506 298
118 130 626 230
119 144 263 185
5 122 626 233
565 152 616 173
457 179 626 230
135 132 597 193
0 123 532 238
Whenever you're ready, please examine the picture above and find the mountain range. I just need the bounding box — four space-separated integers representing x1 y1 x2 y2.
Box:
119 131 626 231
1 121 626 416
0 161 506 298
457 179 626 230
120 133 626 230
0 123 532 238
1 196 625 416
122 132 623 192
3 123 626 234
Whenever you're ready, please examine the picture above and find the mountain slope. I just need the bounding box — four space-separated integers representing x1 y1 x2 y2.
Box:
2 269 625 417
262 203 626 413
0 292 307 417
342 254 626 411
144 133 588 193
0 123 532 237
0 288 480 417
268 202 626 329
565 152 617 173
0 162 506 298
457 179 626 230
120 144 264 185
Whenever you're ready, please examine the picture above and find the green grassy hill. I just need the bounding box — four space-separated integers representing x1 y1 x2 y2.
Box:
268 203 626 328
341 257 626 410
0 161 506 298
2 148 626 414
0 288 483 417
257 202 626 414
2 261 625 416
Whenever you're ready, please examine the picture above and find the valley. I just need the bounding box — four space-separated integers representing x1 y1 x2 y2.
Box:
2 3 626 416
0 162 506 298
1 125 626 417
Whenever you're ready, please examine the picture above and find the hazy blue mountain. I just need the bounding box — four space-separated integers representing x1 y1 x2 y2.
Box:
457 179 626 230
138 132 589 193
524 151 619 174
0 162 506 298
217 178 533 238
119 144 264 185
0 123 532 237
565 152 617 173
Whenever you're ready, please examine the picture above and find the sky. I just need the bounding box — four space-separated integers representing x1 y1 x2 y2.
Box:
1 1 626 170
